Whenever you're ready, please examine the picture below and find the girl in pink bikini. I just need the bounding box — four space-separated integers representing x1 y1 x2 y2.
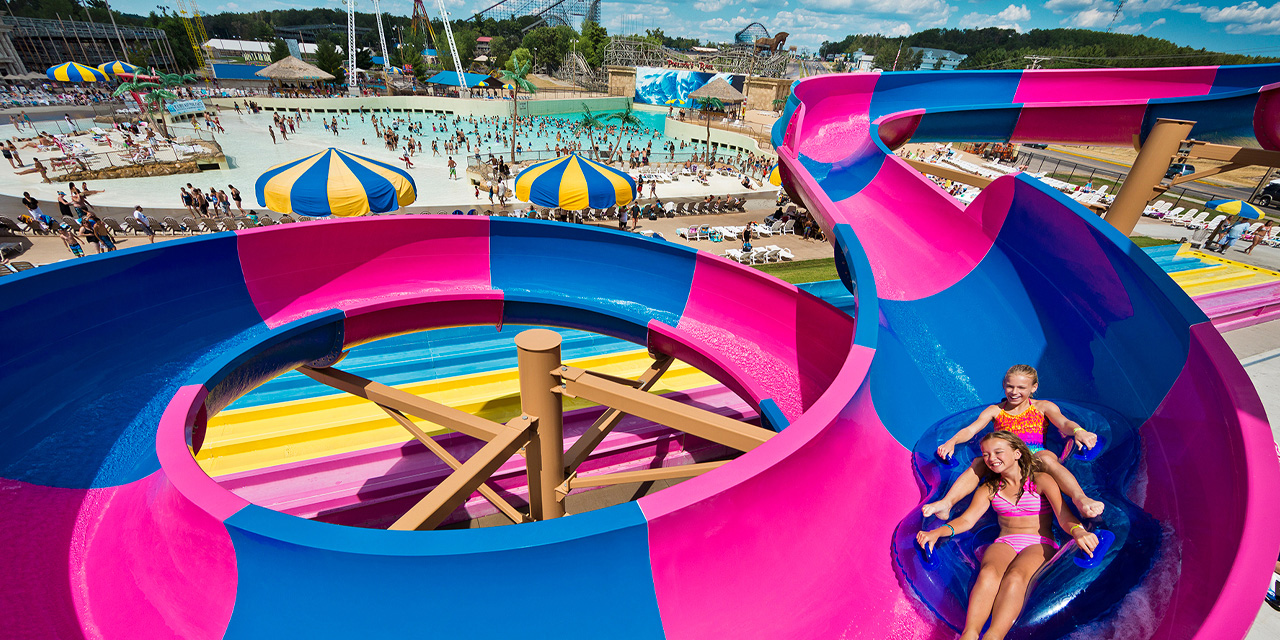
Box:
918 431 1099 640
922 364 1105 520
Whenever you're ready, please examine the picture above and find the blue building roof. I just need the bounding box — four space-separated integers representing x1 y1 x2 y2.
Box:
425 71 496 87
426 49 438 56
372 56 386 65
212 63 269 81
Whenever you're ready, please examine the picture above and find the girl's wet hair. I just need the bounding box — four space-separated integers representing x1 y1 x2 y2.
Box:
1005 364 1039 386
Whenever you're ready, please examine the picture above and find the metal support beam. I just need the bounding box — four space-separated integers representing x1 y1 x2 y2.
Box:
556 460 728 500
389 415 535 531
905 158 994 188
517 329 565 521
377 404 528 524
563 355 673 475
1105 118 1196 236
557 367 773 453
299 366 504 442
1169 162 1249 186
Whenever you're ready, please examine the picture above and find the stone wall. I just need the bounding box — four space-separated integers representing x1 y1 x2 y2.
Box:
606 66 636 99
743 76 792 113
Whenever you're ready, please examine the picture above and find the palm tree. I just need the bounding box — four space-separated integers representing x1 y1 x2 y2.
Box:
112 80 177 136
772 98 786 113
497 56 538 163
576 104 603 160
604 103 643 164
695 96 725 159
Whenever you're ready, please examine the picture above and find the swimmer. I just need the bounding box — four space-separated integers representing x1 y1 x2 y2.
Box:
922 364 1105 520
917 431 1099 640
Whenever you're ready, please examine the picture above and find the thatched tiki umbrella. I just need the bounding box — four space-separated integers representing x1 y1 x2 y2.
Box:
255 56 335 93
689 77 745 160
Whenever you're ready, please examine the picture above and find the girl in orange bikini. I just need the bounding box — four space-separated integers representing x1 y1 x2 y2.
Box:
918 431 1099 640
922 364 1105 520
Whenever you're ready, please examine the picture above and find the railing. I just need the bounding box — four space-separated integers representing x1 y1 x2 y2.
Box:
1015 149 1229 210
42 140 220 180
671 113 775 149
466 148 771 171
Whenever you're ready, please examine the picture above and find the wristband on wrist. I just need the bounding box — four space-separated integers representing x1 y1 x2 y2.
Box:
1070 523 1084 533
1072 427 1084 434
944 524 955 536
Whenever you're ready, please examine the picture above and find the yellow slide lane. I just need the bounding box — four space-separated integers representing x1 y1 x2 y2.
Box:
1168 247 1280 297
199 349 721 477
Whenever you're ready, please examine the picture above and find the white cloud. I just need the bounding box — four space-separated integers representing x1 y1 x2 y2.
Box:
1120 0 1178 15
1064 6 1118 24
693 0 737 11
800 0 954 17
1198 1 1280 23
959 2 1031 29
1225 18 1280 31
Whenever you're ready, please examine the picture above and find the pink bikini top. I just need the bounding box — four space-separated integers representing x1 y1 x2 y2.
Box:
990 479 1045 517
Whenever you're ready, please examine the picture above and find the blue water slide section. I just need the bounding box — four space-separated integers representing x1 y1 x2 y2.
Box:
1142 90 1266 146
871 177 1194 448
1209 63 1280 92
893 402 1160 636
489 218 697 343
222 502 665 638
0 235 266 488
868 71 1024 120
912 106 1024 144
226 324 641 408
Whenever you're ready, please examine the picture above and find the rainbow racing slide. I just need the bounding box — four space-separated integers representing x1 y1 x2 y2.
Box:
0 64 1278 639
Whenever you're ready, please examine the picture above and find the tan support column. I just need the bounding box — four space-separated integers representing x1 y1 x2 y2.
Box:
517 329 565 520
1105 118 1196 236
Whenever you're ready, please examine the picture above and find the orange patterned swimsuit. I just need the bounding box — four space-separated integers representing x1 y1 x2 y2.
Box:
994 402 1048 453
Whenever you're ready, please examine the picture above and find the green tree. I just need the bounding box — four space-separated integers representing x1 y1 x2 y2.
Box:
315 39 346 84
270 39 290 63
357 48 374 70
604 103 643 162
487 35 513 70
694 96 724 157
497 53 538 162
521 25 575 73
578 21 608 69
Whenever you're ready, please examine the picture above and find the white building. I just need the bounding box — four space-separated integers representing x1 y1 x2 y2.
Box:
909 47 967 71
202 39 318 63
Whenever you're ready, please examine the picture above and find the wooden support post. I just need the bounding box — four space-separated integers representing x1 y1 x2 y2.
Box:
516 329 565 521
904 158 994 188
558 367 773 453
299 366 503 442
389 415 535 531
556 460 729 501
1106 118 1196 236
563 355 673 475
376 404 528 524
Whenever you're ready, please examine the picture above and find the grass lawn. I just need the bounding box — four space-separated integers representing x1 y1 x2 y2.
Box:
754 257 839 284
1130 235 1179 248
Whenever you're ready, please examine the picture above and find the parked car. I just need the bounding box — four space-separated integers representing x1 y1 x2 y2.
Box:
1255 181 1280 207
1165 163 1196 180
1023 142 1048 149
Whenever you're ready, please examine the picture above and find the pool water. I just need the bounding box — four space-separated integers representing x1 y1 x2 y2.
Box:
13 107 753 210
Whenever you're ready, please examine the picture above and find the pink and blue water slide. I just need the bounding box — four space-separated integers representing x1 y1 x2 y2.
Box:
0 64 1278 639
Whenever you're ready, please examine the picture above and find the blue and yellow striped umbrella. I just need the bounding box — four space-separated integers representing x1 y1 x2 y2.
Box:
514 153 636 210
255 148 416 217
1206 199 1264 220
46 61 109 82
768 163 782 186
97 60 140 77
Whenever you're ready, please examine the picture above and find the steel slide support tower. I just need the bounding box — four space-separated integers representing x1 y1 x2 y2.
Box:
345 0 358 95
371 0 393 78
174 0 212 77
437 0 467 91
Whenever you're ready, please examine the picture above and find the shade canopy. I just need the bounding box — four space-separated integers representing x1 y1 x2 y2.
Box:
254 56 334 81
515 153 636 210
1207 199 1264 220
47 62 108 82
426 71 498 87
98 60 140 77
255 148 416 217
768 163 782 186
688 77 745 103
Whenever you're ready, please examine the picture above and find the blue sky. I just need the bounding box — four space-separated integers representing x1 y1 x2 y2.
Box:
115 0 1279 55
